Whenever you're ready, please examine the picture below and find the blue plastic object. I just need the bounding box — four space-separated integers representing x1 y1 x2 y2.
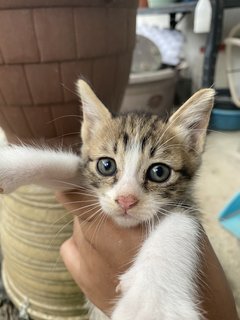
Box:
219 192 240 239
209 107 240 131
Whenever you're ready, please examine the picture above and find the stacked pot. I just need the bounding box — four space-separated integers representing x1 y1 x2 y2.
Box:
0 1 138 319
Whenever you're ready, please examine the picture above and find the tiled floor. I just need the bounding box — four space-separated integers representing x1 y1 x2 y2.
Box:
196 131 240 315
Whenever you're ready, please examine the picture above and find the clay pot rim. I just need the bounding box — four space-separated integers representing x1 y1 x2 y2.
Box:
0 0 138 10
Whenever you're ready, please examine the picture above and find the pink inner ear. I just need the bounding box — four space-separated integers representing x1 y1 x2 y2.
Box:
186 115 210 153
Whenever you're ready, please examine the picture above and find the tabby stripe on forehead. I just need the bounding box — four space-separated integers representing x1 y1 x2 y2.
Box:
150 146 157 158
140 116 159 152
123 132 129 150
141 130 152 152
113 141 118 154
141 136 148 152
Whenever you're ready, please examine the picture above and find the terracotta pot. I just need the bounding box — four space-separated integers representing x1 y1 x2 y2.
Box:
0 0 138 148
139 0 148 7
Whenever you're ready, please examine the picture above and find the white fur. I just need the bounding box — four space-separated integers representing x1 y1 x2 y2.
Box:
0 145 83 193
121 142 141 179
99 142 167 228
112 212 203 320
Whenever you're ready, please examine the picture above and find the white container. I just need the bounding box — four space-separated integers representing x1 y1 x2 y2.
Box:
121 68 177 119
148 0 175 8
225 23 240 108
193 0 212 33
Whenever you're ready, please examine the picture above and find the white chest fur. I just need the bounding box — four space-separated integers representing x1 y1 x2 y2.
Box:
111 212 202 320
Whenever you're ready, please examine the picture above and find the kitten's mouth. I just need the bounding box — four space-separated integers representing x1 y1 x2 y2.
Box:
119 208 137 218
122 212 135 220
122 209 131 215
116 208 143 222
114 212 140 227
117 211 132 219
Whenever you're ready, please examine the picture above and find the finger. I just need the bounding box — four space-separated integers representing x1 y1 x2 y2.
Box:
60 237 82 286
60 236 96 293
60 236 116 313
62 224 103 277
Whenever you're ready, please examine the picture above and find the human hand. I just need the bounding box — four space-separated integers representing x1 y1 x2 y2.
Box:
56 191 238 320
56 191 145 315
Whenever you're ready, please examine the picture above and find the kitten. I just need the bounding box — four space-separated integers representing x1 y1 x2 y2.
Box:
0 80 214 320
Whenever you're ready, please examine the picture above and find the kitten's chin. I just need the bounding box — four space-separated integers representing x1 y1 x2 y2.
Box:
113 214 141 228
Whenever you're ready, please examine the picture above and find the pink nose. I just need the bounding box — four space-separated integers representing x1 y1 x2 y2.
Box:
116 195 139 211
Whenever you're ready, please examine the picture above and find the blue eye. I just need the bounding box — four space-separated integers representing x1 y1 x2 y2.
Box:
97 158 117 176
147 163 171 183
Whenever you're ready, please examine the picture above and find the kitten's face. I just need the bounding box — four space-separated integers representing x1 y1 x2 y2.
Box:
82 114 199 227
77 80 214 227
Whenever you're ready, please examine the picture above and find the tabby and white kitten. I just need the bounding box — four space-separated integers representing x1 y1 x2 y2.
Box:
0 80 214 320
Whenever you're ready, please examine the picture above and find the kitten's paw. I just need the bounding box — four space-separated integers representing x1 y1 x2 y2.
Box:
0 156 24 193
0 179 20 194
112 291 158 320
0 168 20 194
112 276 159 320
112 294 201 320
112 270 201 320
0 146 30 193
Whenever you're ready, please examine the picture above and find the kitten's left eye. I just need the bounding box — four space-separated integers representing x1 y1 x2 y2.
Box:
97 158 117 176
147 163 171 183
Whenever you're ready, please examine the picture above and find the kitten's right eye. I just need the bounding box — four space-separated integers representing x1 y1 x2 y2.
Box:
97 158 117 176
146 163 171 183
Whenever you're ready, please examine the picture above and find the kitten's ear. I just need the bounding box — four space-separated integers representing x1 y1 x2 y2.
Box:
169 89 215 153
76 79 111 141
